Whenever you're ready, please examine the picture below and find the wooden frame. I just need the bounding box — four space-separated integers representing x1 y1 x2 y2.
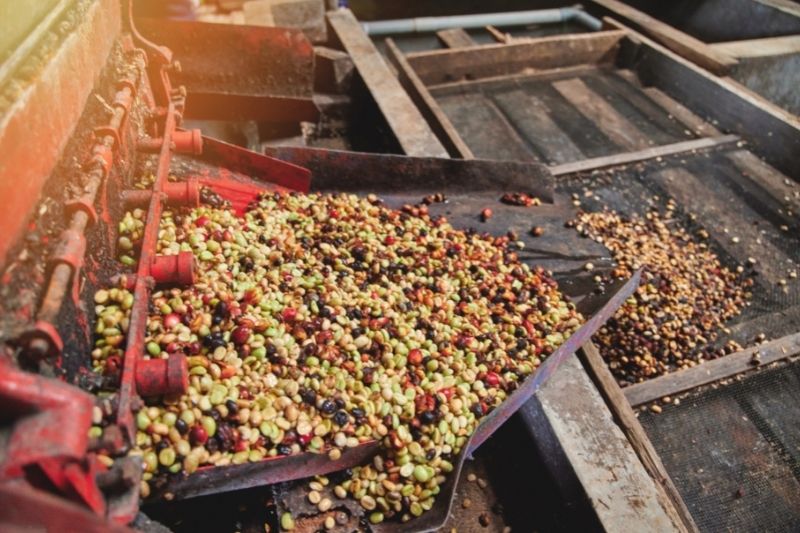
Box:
580 342 699 531
377 21 800 532
588 0 738 74
622 332 800 407
383 38 474 159
385 23 800 178
326 9 448 158
404 30 626 86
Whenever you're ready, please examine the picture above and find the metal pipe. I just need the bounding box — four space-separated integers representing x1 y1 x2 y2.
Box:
361 7 603 36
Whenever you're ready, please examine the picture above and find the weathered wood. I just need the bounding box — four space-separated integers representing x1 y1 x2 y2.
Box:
436 92 535 162
435 28 476 49
428 65 600 96
383 38 474 159
521 355 686 532
710 35 800 59
551 134 739 176
326 9 448 158
313 46 354 93
623 332 800 407
485 25 510 43
405 30 626 86
587 0 737 74
580 342 698 532
650 166 793 285
552 77 652 150
611 17 800 178
493 90 585 165
637 85 722 137
726 149 800 211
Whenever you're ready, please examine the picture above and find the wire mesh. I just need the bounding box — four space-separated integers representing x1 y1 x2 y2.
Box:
638 361 800 533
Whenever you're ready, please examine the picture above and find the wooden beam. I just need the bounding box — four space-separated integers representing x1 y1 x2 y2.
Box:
636 85 723 137
405 30 626 85
726 149 800 213
551 134 739 176
610 17 800 178
552 77 652 150
623 332 800 407
326 9 448 158
435 28 476 49
580 342 698 532
493 90 585 165
587 0 738 74
520 355 689 532
383 38 474 159
709 35 800 59
485 25 510 43
428 65 600 96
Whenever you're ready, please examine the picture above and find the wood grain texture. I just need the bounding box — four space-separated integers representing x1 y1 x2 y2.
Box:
588 0 737 74
405 30 625 85
551 135 738 175
522 354 688 532
580 342 698 532
623 332 800 406
327 9 448 158
552 77 652 150
710 35 800 59
383 38 474 159
435 28 476 49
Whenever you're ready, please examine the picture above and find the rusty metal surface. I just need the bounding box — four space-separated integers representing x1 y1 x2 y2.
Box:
135 18 318 123
153 441 381 501
0 481 135 533
263 145 554 201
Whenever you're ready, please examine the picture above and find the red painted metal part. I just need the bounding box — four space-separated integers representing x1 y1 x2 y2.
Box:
0 481 134 533
150 251 196 287
122 179 201 209
138 128 203 155
135 355 189 397
134 18 317 122
0 357 107 514
200 135 312 192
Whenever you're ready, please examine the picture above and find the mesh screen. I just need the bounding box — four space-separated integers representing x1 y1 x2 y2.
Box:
638 361 800 533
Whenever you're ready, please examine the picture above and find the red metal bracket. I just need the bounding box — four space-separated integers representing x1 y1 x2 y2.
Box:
16 320 64 360
65 197 100 227
95 125 122 151
121 179 200 209
135 354 189 397
137 128 202 155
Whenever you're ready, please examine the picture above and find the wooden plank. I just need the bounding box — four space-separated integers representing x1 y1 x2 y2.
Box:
493 90 585 165
709 35 800 59
650 166 794 286
326 9 448 158
551 134 739 176
587 0 738 75
485 25 510 43
405 30 626 85
580 342 698 532
638 86 723 137
435 28 476 49
436 92 534 162
383 38 474 159
726 149 800 213
428 64 600 96
623 332 800 407
610 17 800 178
552 77 653 150
521 355 686 532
